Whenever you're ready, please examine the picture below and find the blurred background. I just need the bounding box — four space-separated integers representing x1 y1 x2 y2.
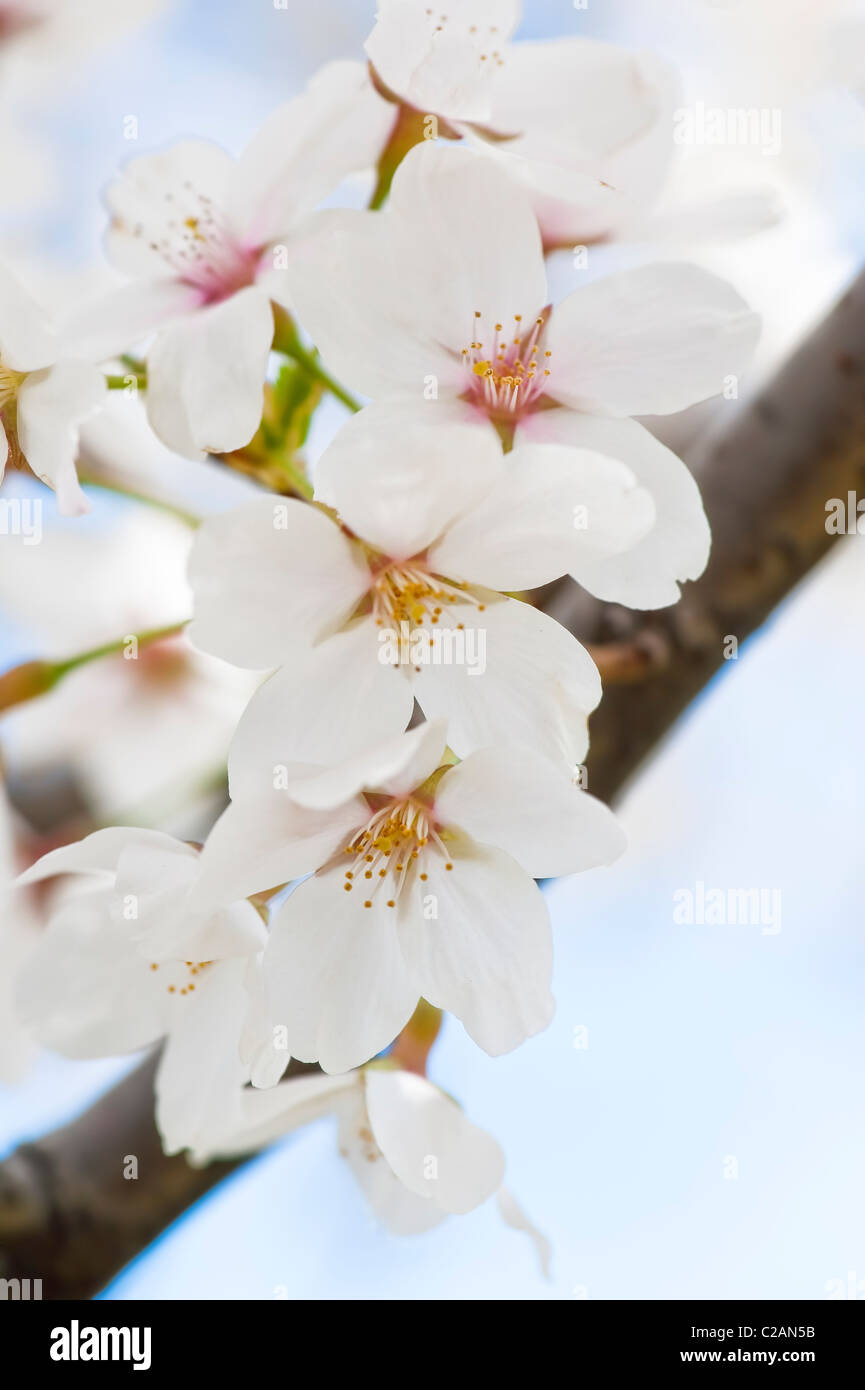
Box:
1 0 864 1299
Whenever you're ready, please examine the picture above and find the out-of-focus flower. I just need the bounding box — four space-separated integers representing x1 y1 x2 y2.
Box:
189 1062 549 1266
67 63 393 459
0 505 257 827
366 0 522 123
0 776 39 1081
196 719 624 1074
0 262 106 514
187 405 648 766
286 143 759 605
0 0 169 86
15 826 268 1152
464 36 682 250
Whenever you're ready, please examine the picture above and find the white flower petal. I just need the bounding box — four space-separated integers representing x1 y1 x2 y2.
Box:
428 442 655 591
435 745 626 878
230 61 393 248
196 794 365 911
547 263 760 418
265 869 420 1074
225 626 414 789
61 277 203 363
188 496 370 668
15 883 166 1057
16 362 106 515
286 719 448 811
191 1073 355 1161
0 260 57 370
146 286 273 457
365 1068 505 1214
366 0 521 122
338 1082 445 1234
384 141 548 356
497 1186 552 1276
314 398 503 560
155 957 252 1156
413 595 600 766
285 141 547 401
484 40 678 246
285 207 460 401
401 837 554 1056
16 826 191 887
523 411 711 608
106 139 236 279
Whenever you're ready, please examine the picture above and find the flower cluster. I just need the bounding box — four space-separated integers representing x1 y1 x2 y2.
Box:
4 0 760 1250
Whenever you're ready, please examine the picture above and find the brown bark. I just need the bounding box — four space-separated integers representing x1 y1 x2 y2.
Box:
2 270 865 1299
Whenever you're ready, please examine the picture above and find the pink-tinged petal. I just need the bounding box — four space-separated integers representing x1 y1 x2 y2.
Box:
523 411 711 608
384 141 548 356
264 869 420 1074
231 61 394 248
485 40 679 245
400 837 554 1056
314 398 503 560
285 142 547 402
547 262 760 418
15 361 106 515
365 1069 505 1214
188 496 370 669
145 286 273 457
428 441 655 591
366 0 521 122
435 745 626 879
105 139 236 279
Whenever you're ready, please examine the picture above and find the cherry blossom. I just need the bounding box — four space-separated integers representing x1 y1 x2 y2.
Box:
66 63 393 458
187 1062 548 1266
187 404 648 767
0 262 106 514
15 827 268 1152
366 0 522 123
196 719 625 1074
284 142 758 606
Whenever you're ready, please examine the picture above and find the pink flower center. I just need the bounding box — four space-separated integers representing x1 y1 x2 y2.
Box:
461 310 553 420
127 183 261 304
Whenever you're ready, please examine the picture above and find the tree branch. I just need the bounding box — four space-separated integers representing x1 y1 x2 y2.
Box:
2 270 865 1298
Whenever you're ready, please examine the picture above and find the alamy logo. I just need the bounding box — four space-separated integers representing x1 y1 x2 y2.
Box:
0 1277 42 1299
673 880 782 935
0 497 42 545
378 621 486 675
49 1320 152 1371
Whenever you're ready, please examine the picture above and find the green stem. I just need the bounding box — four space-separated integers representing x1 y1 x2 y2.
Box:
50 622 188 680
278 340 360 414
274 454 315 500
0 623 188 714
